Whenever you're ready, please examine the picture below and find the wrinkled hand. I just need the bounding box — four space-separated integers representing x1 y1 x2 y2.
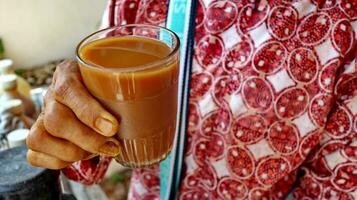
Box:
26 60 120 169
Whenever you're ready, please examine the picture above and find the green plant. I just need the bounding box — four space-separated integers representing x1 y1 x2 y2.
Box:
109 170 131 183
0 38 4 59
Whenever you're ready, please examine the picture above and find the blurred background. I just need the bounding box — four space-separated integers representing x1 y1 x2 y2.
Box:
0 1 131 200
0 0 106 68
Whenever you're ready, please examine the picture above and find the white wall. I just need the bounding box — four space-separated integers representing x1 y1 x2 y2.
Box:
0 0 108 69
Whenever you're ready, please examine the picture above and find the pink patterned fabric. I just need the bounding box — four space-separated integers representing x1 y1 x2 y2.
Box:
62 156 111 185
63 0 357 199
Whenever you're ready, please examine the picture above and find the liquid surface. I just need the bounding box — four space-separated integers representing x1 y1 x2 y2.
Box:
81 36 171 68
79 36 178 167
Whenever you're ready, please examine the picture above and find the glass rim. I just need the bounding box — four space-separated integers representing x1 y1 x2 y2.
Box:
76 24 180 73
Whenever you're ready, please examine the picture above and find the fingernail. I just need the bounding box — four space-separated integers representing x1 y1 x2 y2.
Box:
95 116 114 135
98 140 120 156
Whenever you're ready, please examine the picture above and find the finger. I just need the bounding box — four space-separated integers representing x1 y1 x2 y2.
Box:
27 149 71 170
43 97 120 157
27 118 89 162
51 60 119 136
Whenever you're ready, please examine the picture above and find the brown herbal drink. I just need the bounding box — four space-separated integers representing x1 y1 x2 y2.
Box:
77 25 179 167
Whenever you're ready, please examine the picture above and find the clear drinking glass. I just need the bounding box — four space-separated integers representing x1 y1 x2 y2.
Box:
76 24 180 167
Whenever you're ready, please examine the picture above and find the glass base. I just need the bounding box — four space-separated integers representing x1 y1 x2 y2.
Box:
114 149 172 168
112 122 175 168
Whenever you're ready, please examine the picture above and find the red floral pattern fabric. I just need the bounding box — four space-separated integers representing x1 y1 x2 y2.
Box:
63 0 357 199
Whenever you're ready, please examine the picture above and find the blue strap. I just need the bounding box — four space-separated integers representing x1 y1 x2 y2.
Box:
160 0 197 199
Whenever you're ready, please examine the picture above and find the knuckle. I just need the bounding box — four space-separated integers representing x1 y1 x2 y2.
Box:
56 60 79 77
43 88 54 106
53 62 66 83
27 151 40 167
26 132 37 150
53 78 71 100
43 101 68 134
43 111 60 137
53 75 78 101
27 158 37 167
65 60 79 73
27 125 43 150
57 60 73 71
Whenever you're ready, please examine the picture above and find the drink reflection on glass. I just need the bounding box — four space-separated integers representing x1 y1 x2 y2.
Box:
76 25 180 168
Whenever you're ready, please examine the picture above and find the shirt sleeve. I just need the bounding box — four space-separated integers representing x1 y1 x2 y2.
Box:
293 50 357 199
62 156 112 185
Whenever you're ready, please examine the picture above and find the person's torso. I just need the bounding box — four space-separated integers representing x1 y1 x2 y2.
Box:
112 0 357 199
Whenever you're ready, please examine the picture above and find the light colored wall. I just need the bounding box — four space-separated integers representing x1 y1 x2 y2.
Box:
0 0 108 68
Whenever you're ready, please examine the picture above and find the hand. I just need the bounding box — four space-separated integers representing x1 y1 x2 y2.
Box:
26 60 120 169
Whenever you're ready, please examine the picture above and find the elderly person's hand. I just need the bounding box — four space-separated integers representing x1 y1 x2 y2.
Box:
26 60 120 169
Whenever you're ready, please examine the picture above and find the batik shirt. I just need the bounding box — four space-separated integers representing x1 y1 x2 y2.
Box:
63 0 357 199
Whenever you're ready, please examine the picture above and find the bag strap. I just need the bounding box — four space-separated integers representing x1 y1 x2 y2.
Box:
160 0 197 199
